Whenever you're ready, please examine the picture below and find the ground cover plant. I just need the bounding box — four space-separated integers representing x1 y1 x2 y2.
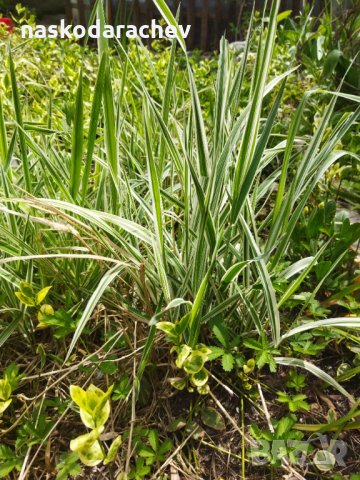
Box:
0 1 359 479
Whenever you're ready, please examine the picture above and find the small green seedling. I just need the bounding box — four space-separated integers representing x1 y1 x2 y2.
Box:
0 444 22 478
136 429 173 467
243 335 280 373
15 281 76 339
128 458 151 480
55 452 82 480
286 370 306 391
276 391 310 413
15 281 52 308
69 384 122 467
112 375 132 400
38 308 77 339
208 319 244 372
249 415 310 467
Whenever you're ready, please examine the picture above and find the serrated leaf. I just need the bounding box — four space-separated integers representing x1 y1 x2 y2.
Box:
56 452 82 480
0 460 20 478
99 360 117 376
159 438 173 455
137 445 155 458
0 445 21 477
275 416 294 438
243 338 262 351
148 430 159 452
221 352 234 372
207 346 225 361
212 321 229 348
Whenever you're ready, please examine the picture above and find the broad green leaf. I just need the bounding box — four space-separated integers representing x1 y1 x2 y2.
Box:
103 435 122 465
277 10 292 22
78 440 104 467
15 292 35 307
221 353 235 372
148 430 159 453
70 386 88 412
175 345 192 369
221 261 251 285
0 400 12 415
314 450 336 472
201 407 226 431
0 379 11 401
35 286 52 305
169 377 186 390
323 50 342 79
190 368 208 387
156 322 176 336
19 281 33 297
183 352 206 374
0 460 19 478
70 426 104 454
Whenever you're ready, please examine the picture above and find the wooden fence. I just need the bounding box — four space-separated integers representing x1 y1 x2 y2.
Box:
65 0 326 51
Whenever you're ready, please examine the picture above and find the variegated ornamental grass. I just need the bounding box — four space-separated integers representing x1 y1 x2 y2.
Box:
0 0 359 416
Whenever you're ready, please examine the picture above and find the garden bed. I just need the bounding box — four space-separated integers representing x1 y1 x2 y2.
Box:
0 2 359 479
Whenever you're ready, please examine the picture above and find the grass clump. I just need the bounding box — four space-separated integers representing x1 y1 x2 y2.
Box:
0 1 359 478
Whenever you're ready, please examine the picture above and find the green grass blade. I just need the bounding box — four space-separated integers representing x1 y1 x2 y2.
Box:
0 95 8 165
9 49 31 192
70 70 84 200
280 318 360 342
65 263 124 362
152 0 186 53
82 54 107 203
275 357 354 402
